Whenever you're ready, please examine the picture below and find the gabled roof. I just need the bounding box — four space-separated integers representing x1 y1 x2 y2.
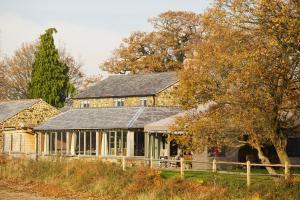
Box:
144 112 185 133
144 102 216 133
74 72 178 99
34 106 182 131
0 99 41 123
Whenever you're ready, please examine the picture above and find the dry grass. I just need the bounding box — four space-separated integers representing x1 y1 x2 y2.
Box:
0 157 224 200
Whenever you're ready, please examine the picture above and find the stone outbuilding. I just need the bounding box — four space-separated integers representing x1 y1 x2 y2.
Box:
0 99 59 157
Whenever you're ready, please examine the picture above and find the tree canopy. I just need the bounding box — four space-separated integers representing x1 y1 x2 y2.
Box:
29 28 73 108
172 0 300 172
102 11 203 73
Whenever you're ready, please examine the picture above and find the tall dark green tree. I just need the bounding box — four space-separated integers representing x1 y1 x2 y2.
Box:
29 28 74 108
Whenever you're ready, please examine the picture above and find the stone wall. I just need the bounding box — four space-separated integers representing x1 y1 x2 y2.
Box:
73 96 155 108
72 84 179 108
3 100 59 128
155 84 179 106
0 100 58 153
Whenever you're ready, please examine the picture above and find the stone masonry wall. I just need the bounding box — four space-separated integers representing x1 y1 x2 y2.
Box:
72 83 179 108
0 100 58 153
3 100 59 128
155 84 179 106
73 96 155 108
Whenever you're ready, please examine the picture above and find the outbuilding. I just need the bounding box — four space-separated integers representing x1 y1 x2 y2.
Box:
0 99 59 158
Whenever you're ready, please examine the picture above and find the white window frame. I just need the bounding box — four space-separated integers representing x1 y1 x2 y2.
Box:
80 100 90 108
108 130 127 156
114 98 125 107
140 97 147 106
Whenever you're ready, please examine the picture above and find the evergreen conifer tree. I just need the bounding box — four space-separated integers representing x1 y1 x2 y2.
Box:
29 28 73 108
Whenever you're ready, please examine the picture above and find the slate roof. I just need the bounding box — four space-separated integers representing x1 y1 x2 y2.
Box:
74 72 178 99
34 106 182 131
0 99 41 123
144 102 217 132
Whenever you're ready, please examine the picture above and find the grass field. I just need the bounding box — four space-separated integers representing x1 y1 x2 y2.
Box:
161 170 300 199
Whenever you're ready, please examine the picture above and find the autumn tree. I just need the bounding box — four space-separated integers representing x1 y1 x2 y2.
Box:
0 61 7 100
102 11 203 73
173 0 300 173
0 41 94 100
58 47 85 90
29 28 73 107
1 43 35 99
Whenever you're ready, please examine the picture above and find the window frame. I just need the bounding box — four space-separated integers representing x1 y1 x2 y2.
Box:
80 100 90 108
114 98 125 107
108 130 127 156
140 97 147 106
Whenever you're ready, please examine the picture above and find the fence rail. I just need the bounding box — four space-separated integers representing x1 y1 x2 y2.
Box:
98 156 300 187
3 153 300 187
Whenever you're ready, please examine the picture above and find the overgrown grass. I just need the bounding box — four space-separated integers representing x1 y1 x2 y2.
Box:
0 157 299 199
0 158 223 200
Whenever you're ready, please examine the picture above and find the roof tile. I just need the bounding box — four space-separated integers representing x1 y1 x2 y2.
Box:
75 72 178 99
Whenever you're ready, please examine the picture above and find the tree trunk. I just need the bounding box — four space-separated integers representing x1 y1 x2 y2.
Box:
271 133 291 165
253 144 277 175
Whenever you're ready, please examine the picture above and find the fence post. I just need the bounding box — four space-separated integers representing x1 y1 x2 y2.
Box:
180 157 184 179
212 159 217 173
122 156 126 171
150 157 153 169
246 161 251 187
284 161 289 180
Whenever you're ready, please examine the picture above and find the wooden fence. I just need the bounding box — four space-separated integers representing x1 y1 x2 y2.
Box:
99 156 300 187
3 153 300 187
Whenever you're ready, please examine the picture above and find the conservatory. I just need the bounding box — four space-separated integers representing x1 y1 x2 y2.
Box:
34 106 181 158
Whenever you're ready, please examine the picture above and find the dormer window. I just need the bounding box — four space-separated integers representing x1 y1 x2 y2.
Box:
140 97 147 106
114 98 124 107
80 100 90 108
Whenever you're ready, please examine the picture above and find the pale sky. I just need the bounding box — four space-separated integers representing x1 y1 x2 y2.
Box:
0 0 212 76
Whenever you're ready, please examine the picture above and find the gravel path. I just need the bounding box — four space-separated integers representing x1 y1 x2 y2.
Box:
0 183 66 200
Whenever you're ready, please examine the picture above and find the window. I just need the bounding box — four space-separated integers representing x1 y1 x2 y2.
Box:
48 132 56 154
3 133 24 153
109 131 116 155
134 132 144 156
79 131 85 154
46 132 66 155
170 140 178 157
114 98 124 107
75 131 97 156
140 97 147 106
3 133 12 152
80 100 90 108
56 132 67 155
108 130 127 156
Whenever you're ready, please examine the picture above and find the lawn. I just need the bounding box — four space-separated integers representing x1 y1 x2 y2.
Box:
161 169 300 200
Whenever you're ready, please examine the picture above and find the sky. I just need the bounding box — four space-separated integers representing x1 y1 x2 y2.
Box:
0 0 212 76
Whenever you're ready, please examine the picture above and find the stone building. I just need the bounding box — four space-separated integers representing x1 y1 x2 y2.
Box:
0 99 59 157
72 72 179 108
34 72 182 158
